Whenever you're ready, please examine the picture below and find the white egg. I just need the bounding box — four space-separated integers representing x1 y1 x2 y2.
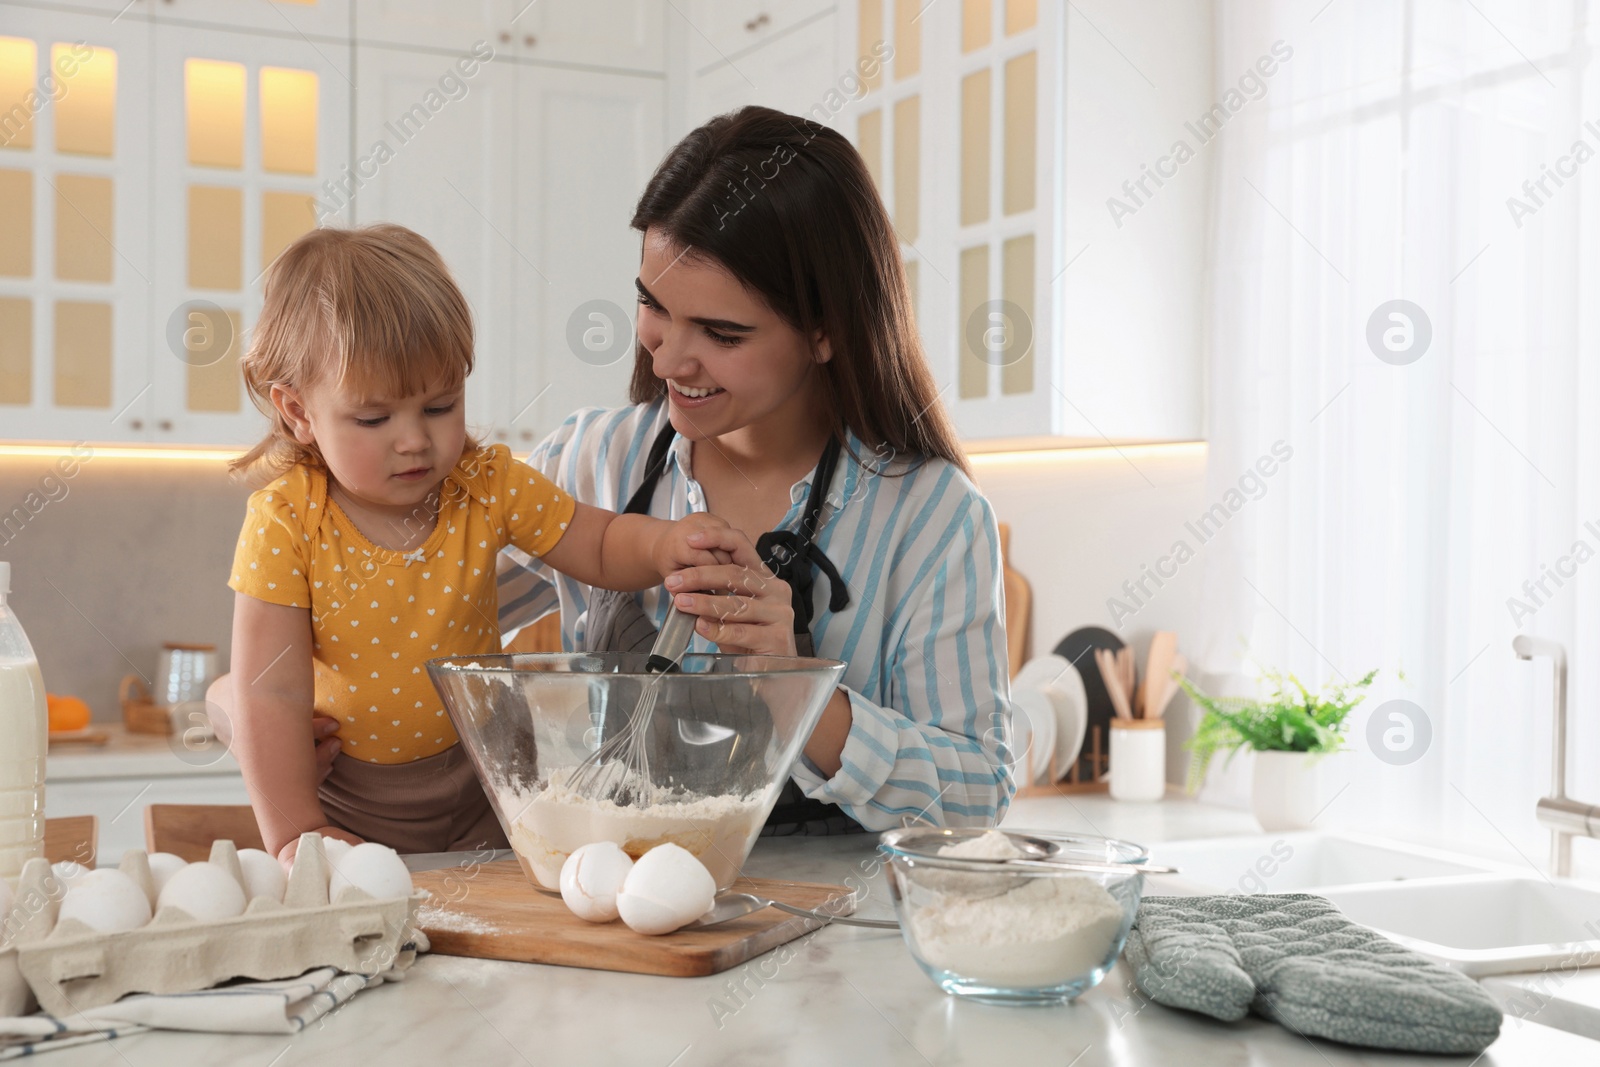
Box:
57 869 152 934
146 853 187 897
616 844 716 936
50 861 90 894
157 861 247 922
236 848 287 903
560 842 634 923
330 843 413 900
320 836 355 868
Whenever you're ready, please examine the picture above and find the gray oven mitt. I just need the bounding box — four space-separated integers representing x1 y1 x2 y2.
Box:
1124 894 1503 1055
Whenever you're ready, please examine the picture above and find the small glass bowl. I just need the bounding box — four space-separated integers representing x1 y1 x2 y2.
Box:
879 827 1148 1006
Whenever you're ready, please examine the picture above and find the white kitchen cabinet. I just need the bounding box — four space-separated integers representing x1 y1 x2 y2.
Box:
355 1 663 73
835 0 1207 446
515 0 665 73
349 41 516 446
1 0 148 15
0 6 154 443
0 7 348 446
685 10 839 131
1057 0 1209 443
837 0 1062 444
147 22 350 445
350 50 663 446
352 0 508 56
150 0 351 40
511 65 666 442
685 0 834 77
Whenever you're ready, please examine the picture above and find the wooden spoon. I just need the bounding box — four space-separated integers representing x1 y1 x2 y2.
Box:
1095 648 1132 719
1143 632 1178 720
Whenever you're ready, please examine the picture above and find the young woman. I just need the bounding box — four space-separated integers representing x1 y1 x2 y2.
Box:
497 107 1017 833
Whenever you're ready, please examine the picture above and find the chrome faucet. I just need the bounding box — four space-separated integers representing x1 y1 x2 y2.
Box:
1513 636 1594 877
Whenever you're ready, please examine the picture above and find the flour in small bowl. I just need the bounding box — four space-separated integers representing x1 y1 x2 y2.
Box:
908 831 1130 988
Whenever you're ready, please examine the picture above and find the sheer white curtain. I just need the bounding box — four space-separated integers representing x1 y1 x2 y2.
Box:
1202 0 1600 870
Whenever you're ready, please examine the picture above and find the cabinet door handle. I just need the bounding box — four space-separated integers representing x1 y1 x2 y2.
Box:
494 429 509 441
745 13 770 31
498 31 512 44
129 419 144 431
519 430 534 442
523 34 537 47
158 419 173 432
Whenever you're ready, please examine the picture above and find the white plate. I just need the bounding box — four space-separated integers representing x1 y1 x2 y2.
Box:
1014 654 1088 781
1011 687 1057 785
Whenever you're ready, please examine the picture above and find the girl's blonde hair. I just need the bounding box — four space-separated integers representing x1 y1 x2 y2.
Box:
232 223 479 476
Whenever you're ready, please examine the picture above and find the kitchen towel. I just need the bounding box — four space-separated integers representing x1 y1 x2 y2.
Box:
0 939 425 1059
1125 894 1502 1055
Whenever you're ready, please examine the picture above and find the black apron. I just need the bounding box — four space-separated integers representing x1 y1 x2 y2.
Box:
582 424 864 836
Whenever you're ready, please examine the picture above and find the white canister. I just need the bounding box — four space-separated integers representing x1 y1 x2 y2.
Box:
1109 720 1167 802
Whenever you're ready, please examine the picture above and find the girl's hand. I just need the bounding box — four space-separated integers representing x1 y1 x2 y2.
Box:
664 528 798 657
276 825 364 874
653 512 735 576
312 715 341 783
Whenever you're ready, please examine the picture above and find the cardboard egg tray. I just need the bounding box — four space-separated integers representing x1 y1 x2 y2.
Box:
0 834 427 1018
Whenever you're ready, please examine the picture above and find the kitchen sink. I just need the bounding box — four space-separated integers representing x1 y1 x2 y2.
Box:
1316 875 1600 977
1143 832 1600 999
1148 831 1499 894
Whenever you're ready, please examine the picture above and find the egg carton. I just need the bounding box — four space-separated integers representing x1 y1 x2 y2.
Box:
0 835 427 1019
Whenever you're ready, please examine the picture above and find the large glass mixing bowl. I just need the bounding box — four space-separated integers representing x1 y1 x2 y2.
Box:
427 652 845 891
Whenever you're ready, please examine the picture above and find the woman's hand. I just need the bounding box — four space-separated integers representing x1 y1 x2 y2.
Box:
664 528 798 656
276 825 364 874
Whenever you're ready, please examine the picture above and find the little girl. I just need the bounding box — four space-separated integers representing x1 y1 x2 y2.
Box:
223 224 726 864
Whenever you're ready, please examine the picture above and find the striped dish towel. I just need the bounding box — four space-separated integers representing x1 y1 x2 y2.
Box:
0 953 421 1059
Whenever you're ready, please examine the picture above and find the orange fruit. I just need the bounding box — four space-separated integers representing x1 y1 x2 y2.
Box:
47 694 91 733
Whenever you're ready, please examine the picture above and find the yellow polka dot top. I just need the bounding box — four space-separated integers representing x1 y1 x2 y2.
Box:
228 444 575 764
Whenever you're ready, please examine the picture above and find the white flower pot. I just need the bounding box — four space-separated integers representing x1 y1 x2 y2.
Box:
1251 750 1333 831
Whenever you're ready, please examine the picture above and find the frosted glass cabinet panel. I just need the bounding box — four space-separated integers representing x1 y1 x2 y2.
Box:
150 24 349 444
0 9 151 443
843 0 1206 444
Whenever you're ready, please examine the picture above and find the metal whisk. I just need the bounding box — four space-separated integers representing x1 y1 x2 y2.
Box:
568 607 698 805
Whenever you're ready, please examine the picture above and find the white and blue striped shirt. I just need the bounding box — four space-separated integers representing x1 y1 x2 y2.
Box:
495 400 1017 830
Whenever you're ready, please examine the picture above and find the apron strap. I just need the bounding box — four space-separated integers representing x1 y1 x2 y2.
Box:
623 424 680 515
755 435 851 636
630 422 851 637
605 419 863 837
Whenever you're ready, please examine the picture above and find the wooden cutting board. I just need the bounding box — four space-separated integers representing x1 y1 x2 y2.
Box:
411 859 858 977
999 522 1031 678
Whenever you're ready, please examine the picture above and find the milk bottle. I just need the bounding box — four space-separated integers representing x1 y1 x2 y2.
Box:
0 562 47 885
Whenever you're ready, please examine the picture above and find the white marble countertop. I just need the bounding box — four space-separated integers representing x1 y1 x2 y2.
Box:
35 794 1598 1065
46 724 240 782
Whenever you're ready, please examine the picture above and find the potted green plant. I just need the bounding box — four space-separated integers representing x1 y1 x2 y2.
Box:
1180 669 1379 830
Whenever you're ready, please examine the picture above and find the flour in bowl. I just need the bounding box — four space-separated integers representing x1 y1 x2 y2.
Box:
498 765 766 890
909 831 1129 988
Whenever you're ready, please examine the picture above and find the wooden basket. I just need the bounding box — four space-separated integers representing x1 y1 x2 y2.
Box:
120 674 171 735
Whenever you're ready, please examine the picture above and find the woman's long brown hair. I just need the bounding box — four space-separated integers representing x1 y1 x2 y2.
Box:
628 106 969 475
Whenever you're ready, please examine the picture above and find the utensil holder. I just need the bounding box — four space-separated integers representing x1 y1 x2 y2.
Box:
1109 720 1166 802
